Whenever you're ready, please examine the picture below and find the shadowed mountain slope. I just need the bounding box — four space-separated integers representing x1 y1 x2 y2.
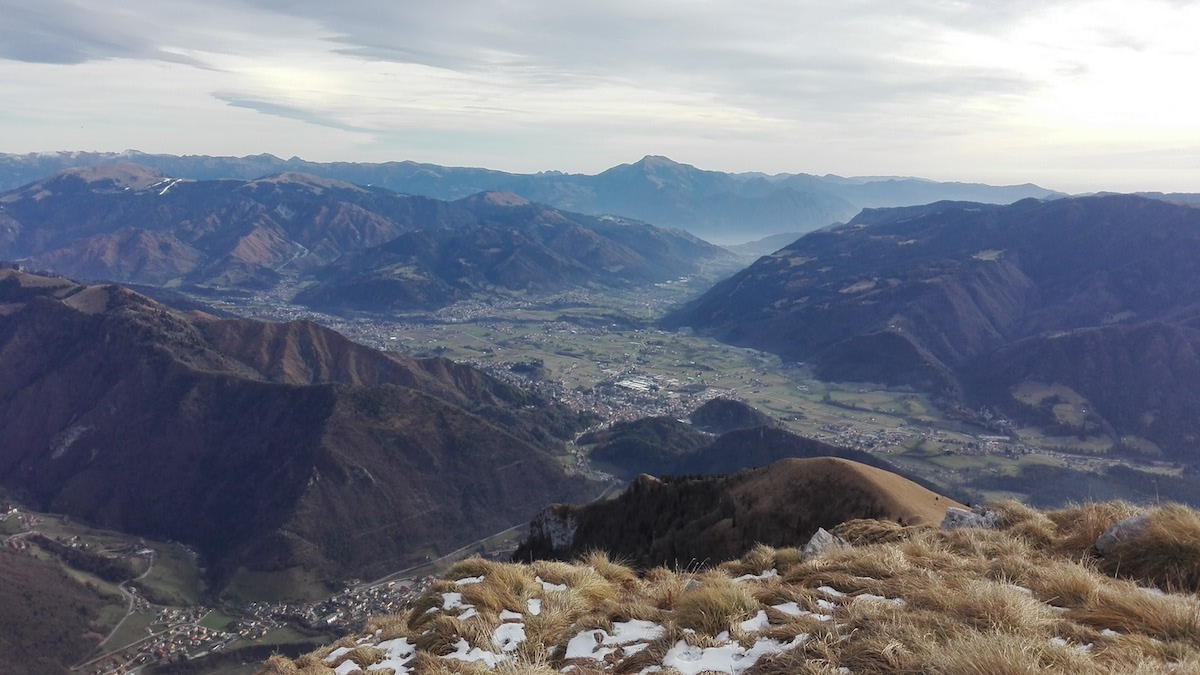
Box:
292 192 733 312
689 397 779 435
0 165 471 288
665 195 1200 460
0 550 118 675
0 169 735 306
516 457 960 568
0 269 598 598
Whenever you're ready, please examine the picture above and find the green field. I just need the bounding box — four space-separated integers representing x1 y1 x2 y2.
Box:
137 542 207 606
201 610 239 631
102 609 158 654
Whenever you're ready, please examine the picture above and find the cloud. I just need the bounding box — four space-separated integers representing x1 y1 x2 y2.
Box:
0 0 1198 192
0 1 210 67
213 92 374 133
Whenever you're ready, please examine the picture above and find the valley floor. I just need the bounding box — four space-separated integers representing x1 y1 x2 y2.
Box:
190 280 1189 507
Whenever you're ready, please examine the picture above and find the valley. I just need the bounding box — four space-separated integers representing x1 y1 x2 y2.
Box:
4 159 1200 675
1 503 539 675
186 274 1190 508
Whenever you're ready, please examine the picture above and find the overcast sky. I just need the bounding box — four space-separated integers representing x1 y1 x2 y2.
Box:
1 0 1198 192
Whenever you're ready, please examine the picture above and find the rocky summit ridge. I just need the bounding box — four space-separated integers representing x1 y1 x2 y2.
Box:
261 497 1200 675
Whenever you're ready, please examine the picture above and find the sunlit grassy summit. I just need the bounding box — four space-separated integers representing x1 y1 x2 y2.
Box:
261 499 1200 675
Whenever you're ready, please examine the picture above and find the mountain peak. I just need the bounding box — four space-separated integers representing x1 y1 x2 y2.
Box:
58 163 167 190
637 154 681 167
244 172 363 193
481 191 531 206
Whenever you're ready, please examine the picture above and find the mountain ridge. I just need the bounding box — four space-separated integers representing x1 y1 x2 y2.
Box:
664 194 1200 461
0 268 600 598
0 151 1066 242
0 169 735 306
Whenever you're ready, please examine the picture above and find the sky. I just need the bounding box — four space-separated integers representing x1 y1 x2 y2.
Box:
1 0 1198 193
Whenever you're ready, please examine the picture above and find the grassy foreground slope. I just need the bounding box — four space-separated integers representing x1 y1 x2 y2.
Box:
260 500 1200 675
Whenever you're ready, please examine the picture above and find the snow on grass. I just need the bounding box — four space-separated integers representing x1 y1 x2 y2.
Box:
565 620 666 660
771 601 803 617
280 502 1200 675
443 638 507 667
368 638 416 672
661 634 809 675
770 601 833 621
854 593 906 607
441 592 470 611
537 575 568 592
732 569 779 582
738 610 770 633
493 623 526 652
565 630 616 661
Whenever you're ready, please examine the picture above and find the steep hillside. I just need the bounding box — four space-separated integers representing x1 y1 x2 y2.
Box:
0 170 735 305
515 457 959 568
0 269 598 598
262 500 1200 675
689 397 779 435
581 417 710 480
0 549 120 675
0 165 471 288
665 195 1200 460
581 414 942 495
293 193 733 312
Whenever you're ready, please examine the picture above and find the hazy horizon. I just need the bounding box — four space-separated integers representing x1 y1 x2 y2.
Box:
2 0 1198 194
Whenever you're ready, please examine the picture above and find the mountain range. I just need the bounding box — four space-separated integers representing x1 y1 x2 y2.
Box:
0 165 733 308
0 151 1066 243
293 191 728 313
0 267 601 599
665 194 1200 462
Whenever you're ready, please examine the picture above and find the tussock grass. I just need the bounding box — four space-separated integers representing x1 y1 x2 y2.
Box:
673 581 758 635
1097 504 1200 592
927 632 1100 675
414 614 471 654
1025 560 1102 607
833 518 924 545
1071 582 1200 644
1046 501 1141 555
579 551 637 586
264 501 1200 675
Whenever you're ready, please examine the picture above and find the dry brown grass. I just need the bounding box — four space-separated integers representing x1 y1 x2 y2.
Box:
1097 504 1200 592
673 580 758 635
1046 501 1141 555
1071 582 1200 644
832 518 925 545
578 551 637 586
261 502 1200 675
926 632 1101 675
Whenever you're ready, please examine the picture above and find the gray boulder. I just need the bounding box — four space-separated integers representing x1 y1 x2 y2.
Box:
941 506 1003 531
802 527 849 559
1095 513 1150 555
